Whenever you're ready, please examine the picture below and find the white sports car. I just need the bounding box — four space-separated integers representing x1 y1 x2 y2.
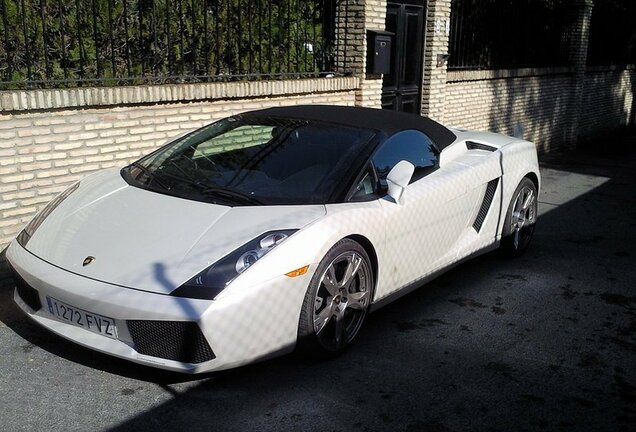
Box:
7 106 539 373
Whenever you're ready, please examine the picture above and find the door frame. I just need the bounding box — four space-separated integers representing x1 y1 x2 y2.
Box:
381 0 427 114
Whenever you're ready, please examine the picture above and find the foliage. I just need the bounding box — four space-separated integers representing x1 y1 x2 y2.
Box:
0 0 336 88
448 0 636 70
448 0 572 70
587 0 636 66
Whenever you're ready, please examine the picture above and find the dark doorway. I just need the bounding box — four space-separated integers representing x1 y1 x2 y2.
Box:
381 1 426 114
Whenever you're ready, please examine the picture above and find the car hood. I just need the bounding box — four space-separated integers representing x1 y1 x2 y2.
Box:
25 168 326 294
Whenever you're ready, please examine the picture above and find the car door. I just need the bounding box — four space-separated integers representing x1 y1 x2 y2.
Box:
370 131 497 298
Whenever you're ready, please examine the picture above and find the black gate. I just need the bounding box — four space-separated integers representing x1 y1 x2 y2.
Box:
381 1 426 114
0 0 350 89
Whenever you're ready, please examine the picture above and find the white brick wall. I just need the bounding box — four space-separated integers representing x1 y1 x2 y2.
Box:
336 0 387 109
444 69 575 152
421 0 451 122
0 78 358 248
444 65 635 152
358 0 388 108
579 67 635 138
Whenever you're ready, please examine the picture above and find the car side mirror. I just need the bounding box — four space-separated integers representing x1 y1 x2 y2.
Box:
386 160 415 203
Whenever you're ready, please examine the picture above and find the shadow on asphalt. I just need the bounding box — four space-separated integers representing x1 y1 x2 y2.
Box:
1 136 635 431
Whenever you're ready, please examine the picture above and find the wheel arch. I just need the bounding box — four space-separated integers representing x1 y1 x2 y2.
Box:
344 234 379 300
498 140 541 238
524 171 540 191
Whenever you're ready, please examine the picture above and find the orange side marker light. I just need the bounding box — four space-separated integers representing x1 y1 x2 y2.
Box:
285 265 310 278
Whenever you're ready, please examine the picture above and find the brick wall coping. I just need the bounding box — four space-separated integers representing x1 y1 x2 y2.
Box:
447 65 635 83
0 77 360 113
447 67 575 83
585 64 636 73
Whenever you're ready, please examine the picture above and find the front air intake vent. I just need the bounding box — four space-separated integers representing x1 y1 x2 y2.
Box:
473 179 499 232
10 267 42 312
127 320 216 364
466 141 497 152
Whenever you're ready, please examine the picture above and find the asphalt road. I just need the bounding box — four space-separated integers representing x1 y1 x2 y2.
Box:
1 136 635 432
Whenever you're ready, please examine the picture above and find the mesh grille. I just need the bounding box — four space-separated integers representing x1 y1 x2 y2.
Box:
127 320 215 364
11 267 42 312
473 179 499 232
466 141 497 152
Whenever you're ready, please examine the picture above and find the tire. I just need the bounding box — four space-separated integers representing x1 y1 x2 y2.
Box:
297 239 374 356
500 177 538 257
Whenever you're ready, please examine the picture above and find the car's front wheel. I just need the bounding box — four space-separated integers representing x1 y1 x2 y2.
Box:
501 177 538 257
297 239 374 356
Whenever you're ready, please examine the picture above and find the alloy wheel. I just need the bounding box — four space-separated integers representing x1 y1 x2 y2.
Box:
312 251 371 351
510 185 537 250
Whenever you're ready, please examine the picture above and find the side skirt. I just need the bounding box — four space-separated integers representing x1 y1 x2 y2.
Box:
369 242 500 312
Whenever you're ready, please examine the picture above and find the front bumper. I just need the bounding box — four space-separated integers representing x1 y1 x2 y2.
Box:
7 241 310 373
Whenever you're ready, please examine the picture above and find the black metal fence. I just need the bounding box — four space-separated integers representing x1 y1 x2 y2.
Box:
587 0 636 66
0 0 348 89
448 0 572 70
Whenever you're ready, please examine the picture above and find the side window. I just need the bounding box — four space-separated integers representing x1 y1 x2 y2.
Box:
372 130 439 184
349 165 376 201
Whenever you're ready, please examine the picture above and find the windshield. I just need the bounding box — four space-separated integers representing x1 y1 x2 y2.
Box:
122 116 376 205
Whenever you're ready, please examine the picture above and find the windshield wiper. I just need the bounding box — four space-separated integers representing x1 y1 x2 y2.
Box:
199 186 263 205
131 162 171 191
165 158 197 183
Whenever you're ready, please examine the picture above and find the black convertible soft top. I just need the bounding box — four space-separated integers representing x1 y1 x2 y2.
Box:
240 105 457 150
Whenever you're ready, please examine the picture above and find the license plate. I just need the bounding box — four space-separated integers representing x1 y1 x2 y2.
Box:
46 297 118 339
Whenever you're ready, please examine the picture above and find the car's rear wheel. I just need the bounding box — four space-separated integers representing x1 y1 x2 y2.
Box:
297 239 373 356
501 177 537 257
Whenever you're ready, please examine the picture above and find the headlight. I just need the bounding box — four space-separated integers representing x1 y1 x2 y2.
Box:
171 229 298 300
17 182 80 247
